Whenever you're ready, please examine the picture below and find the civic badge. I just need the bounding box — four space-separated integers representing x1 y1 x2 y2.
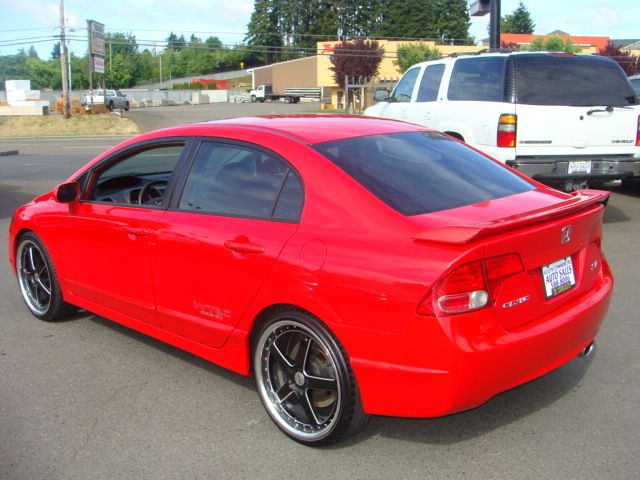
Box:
561 225 572 244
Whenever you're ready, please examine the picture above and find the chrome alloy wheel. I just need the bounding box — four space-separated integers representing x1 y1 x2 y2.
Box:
255 320 341 442
17 239 52 316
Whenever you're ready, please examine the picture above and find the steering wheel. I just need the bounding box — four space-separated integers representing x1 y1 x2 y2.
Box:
138 180 168 206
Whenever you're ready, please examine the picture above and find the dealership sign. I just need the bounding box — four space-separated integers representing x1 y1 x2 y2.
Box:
93 56 105 74
88 20 105 73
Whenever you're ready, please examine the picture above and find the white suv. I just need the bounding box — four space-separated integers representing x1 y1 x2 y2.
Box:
365 51 640 191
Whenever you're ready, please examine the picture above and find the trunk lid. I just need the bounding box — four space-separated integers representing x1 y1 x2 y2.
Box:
412 188 608 330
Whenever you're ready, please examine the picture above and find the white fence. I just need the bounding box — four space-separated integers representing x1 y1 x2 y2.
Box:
0 88 251 108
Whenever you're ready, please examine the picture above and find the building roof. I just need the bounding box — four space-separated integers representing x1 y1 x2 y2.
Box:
612 39 640 50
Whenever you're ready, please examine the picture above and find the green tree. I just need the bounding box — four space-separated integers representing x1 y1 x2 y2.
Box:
502 1 535 34
380 0 432 38
395 43 441 73
380 0 470 42
51 42 61 60
246 0 283 63
431 0 471 43
527 36 580 53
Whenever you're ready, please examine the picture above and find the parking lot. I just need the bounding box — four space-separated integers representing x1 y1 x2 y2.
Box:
1 104 639 479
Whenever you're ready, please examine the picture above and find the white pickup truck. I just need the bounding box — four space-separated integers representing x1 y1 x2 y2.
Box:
83 89 129 111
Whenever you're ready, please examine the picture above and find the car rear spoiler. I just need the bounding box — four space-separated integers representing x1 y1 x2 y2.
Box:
412 190 609 245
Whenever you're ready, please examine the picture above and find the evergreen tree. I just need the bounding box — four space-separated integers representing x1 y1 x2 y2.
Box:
246 0 283 63
50 42 61 60
430 0 471 43
501 1 535 34
380 0 433 38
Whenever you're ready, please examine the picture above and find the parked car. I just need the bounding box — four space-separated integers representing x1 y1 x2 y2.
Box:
9 115 613 445
83 89 129 111
365 51 640 192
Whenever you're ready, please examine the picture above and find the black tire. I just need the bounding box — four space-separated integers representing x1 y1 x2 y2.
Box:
250 95 256 103
253 309 368 446
15 233 74 322
124 102 130 112
108 101 114 111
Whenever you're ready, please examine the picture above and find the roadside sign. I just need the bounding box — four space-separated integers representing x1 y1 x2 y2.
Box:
93 56 105 74
88 20 105 56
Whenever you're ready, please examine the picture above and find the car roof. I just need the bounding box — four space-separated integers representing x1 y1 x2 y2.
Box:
170 115 429 144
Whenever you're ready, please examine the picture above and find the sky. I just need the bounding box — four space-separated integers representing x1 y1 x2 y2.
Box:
1 0 639 59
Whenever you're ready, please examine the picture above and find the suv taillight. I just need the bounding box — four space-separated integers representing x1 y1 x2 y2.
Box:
417 254 524 316
497 114 517 148
636 116 640 146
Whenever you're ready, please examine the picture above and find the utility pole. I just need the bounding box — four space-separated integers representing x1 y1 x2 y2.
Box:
489 0 501 49
59 0 71 118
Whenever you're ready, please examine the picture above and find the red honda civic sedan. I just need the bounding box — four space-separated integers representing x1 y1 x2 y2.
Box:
9 115 613 445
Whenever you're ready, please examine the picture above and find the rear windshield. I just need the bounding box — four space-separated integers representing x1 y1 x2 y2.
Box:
313 132 534 216
514 54 638 106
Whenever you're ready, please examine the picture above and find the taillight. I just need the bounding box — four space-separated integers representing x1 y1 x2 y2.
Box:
485 253 524 300
417 254 524 316
636 116 640 146
497 114 517 148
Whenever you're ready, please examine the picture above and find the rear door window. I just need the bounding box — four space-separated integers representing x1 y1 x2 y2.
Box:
314 132 533 216
417 64 445 102
448 56 507 102
178 142 303 221
514 54 638 106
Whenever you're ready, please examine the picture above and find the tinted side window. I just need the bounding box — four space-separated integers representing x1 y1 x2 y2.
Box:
90 144 184 206
514 55 638 106
179 142 302 221
417 64 445 102
448 57 507 102
314 132 533 216
391 67 420 102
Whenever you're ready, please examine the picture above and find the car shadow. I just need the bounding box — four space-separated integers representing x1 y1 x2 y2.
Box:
610 180 640 199
603 204 630 223
83 311 591 447
86 313 255 391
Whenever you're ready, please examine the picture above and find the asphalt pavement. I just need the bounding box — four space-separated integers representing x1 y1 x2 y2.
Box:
1 119 639 479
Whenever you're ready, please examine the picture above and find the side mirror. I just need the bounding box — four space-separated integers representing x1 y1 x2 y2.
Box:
53 182 80 203
374 89 390 102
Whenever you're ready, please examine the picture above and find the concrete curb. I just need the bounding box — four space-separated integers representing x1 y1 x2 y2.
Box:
0 150 19 156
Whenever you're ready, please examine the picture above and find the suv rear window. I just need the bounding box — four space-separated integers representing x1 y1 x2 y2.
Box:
514 54 638 106
314 132 533 216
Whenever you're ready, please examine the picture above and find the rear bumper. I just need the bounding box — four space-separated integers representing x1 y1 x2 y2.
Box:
350 260 613 418
507 155 640 182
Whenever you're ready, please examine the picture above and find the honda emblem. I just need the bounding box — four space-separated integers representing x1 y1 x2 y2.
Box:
561 225 572 244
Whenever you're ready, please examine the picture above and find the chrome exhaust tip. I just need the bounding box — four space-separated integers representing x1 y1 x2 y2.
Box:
579 341 596 358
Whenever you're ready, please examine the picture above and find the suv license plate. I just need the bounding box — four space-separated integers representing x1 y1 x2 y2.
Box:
542 256 576 299
568 161 592 174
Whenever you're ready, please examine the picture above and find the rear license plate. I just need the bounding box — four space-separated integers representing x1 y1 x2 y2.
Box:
542 256 576 299
568 161 592 174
